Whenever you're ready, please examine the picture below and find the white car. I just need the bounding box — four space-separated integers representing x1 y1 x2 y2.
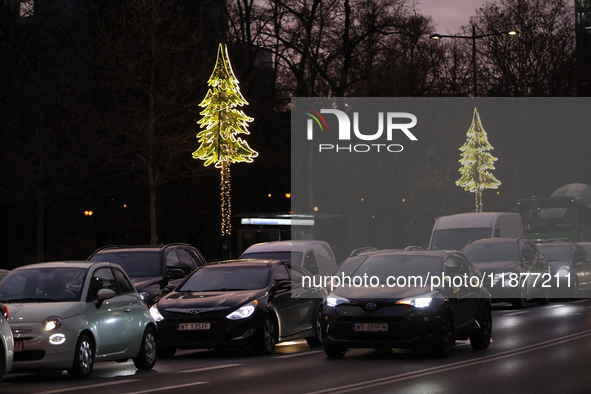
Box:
0 303 13 385
240 240 338 278
0 261 157 378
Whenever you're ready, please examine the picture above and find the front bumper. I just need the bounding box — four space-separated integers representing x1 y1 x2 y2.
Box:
156 309 266 349
321 303 445 350
10 323 77 370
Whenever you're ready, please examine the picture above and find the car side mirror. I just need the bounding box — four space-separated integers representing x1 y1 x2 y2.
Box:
274 280 292 291
167 268 185 279
95 288 115 308
522 253 536 262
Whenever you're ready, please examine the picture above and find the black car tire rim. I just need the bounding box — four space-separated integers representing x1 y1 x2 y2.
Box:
440 314 452 355
481 309 492 343
263 316 276 353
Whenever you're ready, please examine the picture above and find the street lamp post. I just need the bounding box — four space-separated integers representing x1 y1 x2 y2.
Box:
430 26 518 97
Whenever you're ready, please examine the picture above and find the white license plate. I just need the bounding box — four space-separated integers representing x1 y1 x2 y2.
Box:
14 340 23 352
354 323 388 332
178 322 210 331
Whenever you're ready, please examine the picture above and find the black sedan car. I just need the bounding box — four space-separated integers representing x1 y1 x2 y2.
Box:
150 259 326 357
462 238 550 308
88 244 207 306
322 250 492 358
536 242 591 298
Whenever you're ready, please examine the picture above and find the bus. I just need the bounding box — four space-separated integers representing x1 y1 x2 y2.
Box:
516 196 591 242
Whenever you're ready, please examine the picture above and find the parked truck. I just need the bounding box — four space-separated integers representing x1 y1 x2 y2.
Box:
516 183 591 242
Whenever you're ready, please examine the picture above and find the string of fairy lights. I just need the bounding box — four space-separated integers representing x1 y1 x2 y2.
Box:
192 43 258 236
456 108 501 212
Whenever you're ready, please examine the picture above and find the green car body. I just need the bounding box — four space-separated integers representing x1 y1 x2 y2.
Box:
0 261 157 377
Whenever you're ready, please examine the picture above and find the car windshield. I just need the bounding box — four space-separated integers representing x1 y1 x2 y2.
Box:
89 251 163 277
430 228 492 251
537 245 571 261
0 267 87 302
463 243 519 262
351 255 442 284
179 266 270 292
240 251 303 264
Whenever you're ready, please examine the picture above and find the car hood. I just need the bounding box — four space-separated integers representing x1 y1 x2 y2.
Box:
7 302 84 323
332 285 435 302
131 276 164 291
158 289 265 310
471 261 520 273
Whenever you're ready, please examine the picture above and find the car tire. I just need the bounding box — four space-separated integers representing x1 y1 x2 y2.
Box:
254 314 277 355
430 312 453 358
570 277 580 300
324 345 347 358
157 346 176 359
68 333 94 379
512 280 528 309
470 307 492 350
133 326 157 370
535 287 550 305
0 348 4 385
305 309 323 347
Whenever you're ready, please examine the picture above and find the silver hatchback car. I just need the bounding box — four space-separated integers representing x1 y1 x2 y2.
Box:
0 303 14 384
0 261 157 378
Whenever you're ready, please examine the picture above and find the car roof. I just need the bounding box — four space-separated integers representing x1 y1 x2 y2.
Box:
206 259 284 268
243 240 327 253
92 243 194 254
464 238 521 247
355 249 453 259
11 261 114 271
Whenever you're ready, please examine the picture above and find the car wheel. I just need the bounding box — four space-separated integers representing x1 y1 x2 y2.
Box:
535 287 550 305
570 277 580 300
133 326 157 370
430 312 453 358
68 333 94 379
324 345 347 358
0 348 4 385
254 314 277 355
470 307 492 350
512 280 528 309
157 346 176 359
306 308 323 347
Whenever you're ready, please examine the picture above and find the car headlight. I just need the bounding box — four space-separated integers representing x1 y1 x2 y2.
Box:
226 300 258 320
149 304 164 322
557 266 570 276
326 294 350 307
396 292 441 308
42 316 62 333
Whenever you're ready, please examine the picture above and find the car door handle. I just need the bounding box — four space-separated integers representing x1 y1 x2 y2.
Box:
124 308 132 313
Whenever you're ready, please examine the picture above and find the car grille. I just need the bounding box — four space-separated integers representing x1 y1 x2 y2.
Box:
14 350 46 362
160 319 228 344
330 319 418 342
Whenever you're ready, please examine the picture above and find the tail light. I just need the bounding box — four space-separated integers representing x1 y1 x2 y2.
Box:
0 304 8 320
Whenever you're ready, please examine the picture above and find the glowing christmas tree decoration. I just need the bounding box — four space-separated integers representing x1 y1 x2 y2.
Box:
193 43 258 235
456 108 501 212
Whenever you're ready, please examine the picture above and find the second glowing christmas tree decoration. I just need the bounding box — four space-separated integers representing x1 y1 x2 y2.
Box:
456 108 500 212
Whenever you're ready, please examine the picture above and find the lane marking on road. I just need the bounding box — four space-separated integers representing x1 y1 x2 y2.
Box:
274 350 324 358
124 382 208 394
504 310 530 316
305 328 591 394
572 299 591 303
455 338 494 346
177 363 243 373
541 304 563 308
35 379 141 394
